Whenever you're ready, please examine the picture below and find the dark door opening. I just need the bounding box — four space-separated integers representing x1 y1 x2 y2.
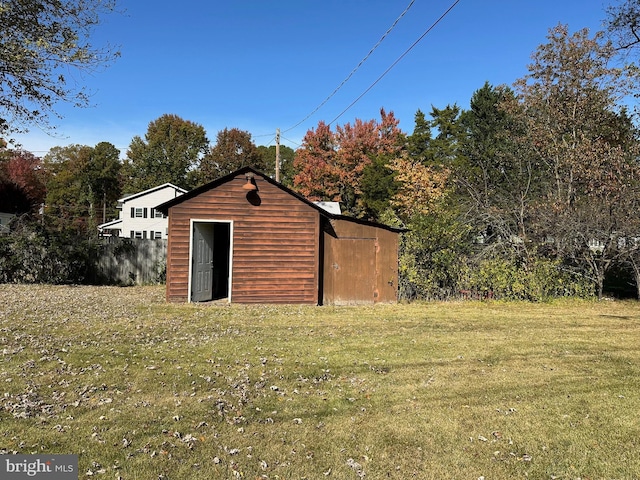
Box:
191 222 231 302
211 222 230 300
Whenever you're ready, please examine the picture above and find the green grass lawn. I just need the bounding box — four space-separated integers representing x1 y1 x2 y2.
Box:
1 284 639 479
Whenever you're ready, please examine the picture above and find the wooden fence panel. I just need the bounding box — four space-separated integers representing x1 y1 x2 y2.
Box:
95 238 167 285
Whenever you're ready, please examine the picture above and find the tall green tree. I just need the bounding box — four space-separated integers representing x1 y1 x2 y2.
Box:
44 144 94 231
257 144 296 187
359 152 399 220
86 142 122 222
405 109 432 160
123 114 208 192
0 0 120 143
457 82 544 254
44 142 122 232
197 128 265 184
428 104 465 168
392 108 473 300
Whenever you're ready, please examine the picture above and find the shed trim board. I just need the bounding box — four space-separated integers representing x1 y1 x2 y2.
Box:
188 218 234 303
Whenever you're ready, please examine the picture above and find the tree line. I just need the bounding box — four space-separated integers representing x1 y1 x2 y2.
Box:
1 123 297 228
3 1 640 298
0 126 297 284
290 23 640 300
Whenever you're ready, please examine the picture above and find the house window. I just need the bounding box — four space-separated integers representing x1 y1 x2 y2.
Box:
152 209 165 218
131 207 147 218
151 231 162 239
133 231 143 239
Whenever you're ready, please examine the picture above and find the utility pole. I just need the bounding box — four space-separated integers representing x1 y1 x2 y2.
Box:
275 128 281 183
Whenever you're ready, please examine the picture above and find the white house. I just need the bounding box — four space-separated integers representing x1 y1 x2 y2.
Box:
98 183 187 239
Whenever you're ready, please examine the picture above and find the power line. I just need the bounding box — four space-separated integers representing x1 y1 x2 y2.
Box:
281 0 416 134
328 0 461 126
281 136 301 148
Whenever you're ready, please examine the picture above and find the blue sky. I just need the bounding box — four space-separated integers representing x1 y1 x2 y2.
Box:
10 0 610 157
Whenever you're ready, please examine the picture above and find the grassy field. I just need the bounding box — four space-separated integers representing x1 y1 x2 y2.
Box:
1 285 639 479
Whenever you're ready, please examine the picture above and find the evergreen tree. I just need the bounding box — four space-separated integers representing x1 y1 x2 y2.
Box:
405 109 432 160
457 82 540 249
391 109 471 299
428 104 465 168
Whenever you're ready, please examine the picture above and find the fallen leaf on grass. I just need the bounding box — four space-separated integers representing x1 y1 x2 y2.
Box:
346 458 365 478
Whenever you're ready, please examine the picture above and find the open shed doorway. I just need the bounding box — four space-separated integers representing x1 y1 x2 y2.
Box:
190 220 232 302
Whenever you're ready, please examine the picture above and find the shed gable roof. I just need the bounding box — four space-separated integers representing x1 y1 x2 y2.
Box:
156 167 404 233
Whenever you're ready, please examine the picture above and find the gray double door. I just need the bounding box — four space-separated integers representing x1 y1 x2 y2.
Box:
191 222 231 302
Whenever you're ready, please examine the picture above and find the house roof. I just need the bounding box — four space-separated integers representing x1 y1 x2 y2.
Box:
313 201 341 215
119 183 187 203
97 218 122 230
155 167 405 233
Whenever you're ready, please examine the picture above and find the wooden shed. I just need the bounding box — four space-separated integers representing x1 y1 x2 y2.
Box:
156 167 402 305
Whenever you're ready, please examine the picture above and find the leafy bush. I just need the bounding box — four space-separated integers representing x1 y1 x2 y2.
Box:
0 215 98 284
397 211 472 301
464 257 593 301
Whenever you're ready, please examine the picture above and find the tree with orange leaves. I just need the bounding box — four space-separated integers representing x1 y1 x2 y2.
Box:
293 109 403 217
0 150 46 211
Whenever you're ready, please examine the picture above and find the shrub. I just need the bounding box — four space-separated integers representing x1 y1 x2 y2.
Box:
0 215 98 284
464 257 593 301
397 211 472 301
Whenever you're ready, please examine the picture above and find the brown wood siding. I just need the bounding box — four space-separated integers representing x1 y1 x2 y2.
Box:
322 219 399 305
374 228 399 303
166 174 320 303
